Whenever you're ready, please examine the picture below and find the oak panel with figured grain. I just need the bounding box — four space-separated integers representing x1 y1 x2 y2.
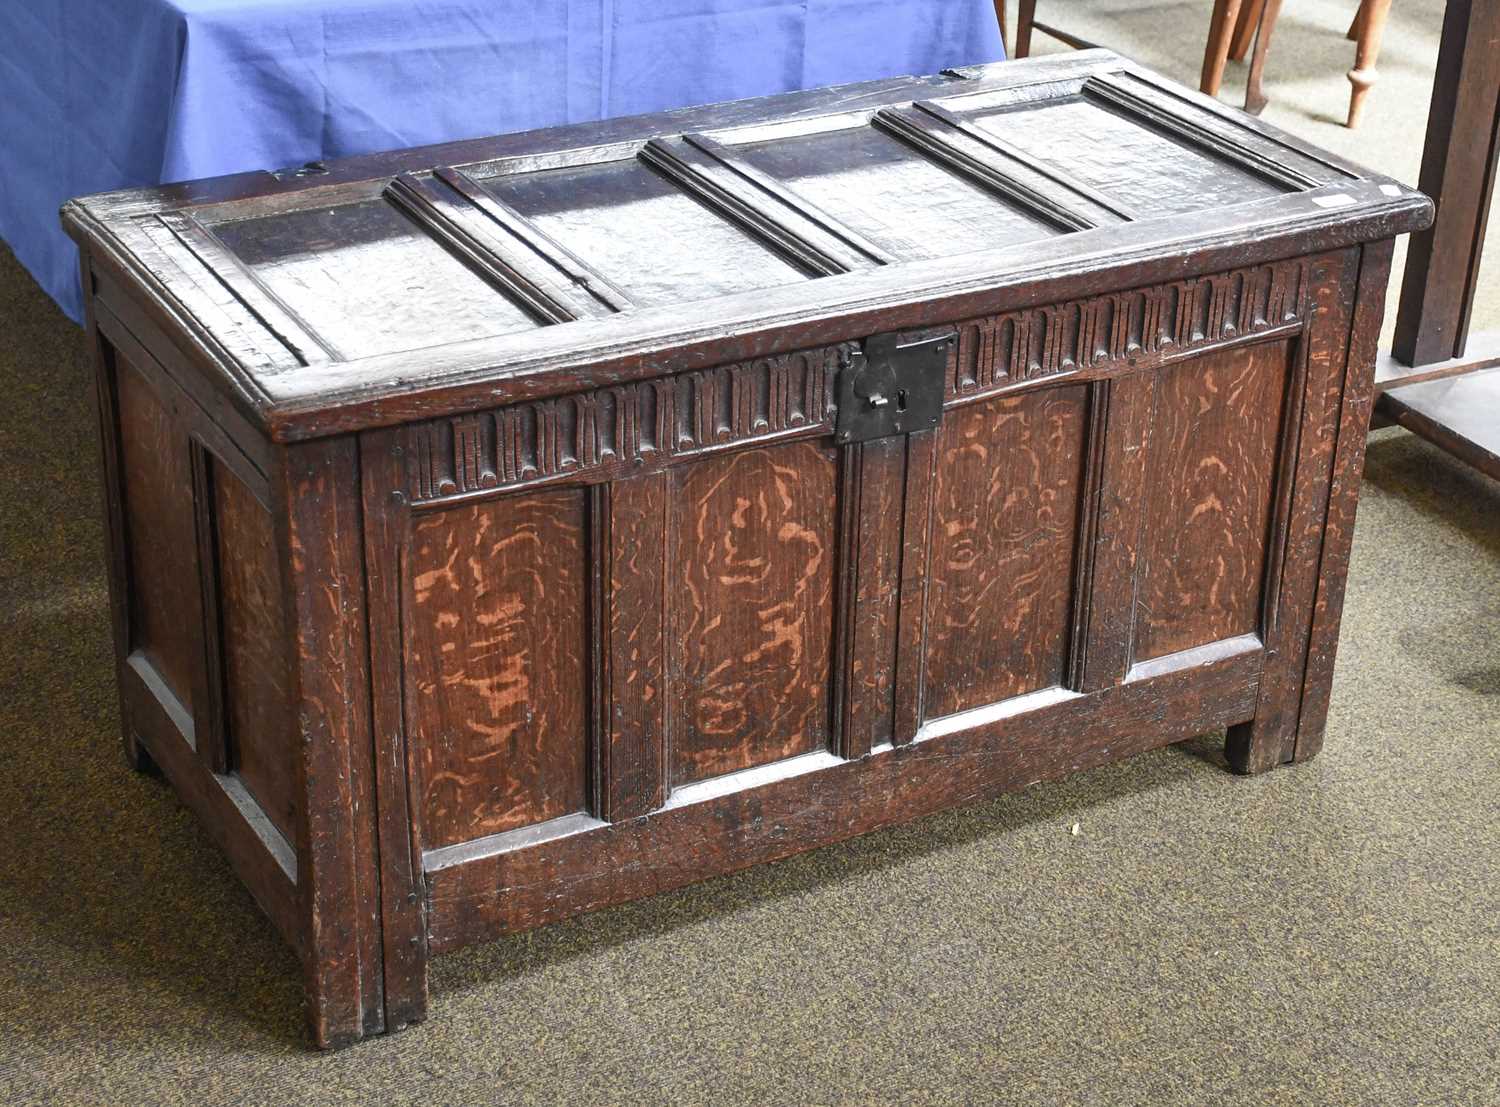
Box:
116 359 200 713
668 440 837 785
923 385 1090 719
1134 340 1291 662
215 464 297 843
405 489 589 849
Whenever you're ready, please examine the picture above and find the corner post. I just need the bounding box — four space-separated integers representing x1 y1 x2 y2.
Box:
279 435 425 1047
1227 244 1386 773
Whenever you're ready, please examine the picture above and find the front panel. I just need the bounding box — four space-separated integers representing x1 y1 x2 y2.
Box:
666 439 838 785
363 253 1336 940
405 489 591 849
1133 340 1292 662
922 385 1090 718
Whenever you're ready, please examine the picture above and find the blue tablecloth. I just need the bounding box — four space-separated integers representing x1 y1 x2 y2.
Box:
1 0 1004 322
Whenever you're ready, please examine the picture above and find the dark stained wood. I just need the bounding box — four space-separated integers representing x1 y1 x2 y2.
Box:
115 357 201 718
640 134 892 274
1073 372 1153 691
476 153 811 309
118 654 301 946
1379 368 1500 482
427 645 1262 948
405 489 591 846
1133 338 1291 662
837 437 906 755
1390 0 1500 367
886 100 1134 226
188 442 229 774
280 437 393 1047
1377 0 1499 482
62 53 1431 1048
83 253 148 773
956 84 1294 220
892 427 940 745
722 116 1060 260
357 431 434 1039
602 472 669 819
1295 241 1395 760
1227 250 1359 774
208 196 543 361
384 172 626 323
668 440 838 784
215 462 298 843
923 385 1089 718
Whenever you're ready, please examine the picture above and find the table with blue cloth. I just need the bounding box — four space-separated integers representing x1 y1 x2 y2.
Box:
2 0 1004 322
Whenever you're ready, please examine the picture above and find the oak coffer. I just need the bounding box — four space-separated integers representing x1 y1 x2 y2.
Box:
62 50 1431 1048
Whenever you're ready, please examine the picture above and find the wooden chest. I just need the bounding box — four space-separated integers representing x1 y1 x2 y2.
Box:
62 51 1430 1048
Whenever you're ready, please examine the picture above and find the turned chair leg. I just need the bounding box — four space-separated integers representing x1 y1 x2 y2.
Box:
993 0 1010 57
1015 0 1037 58
1229 0 1266 62
1202 0 1245 97
1347 0 1392 127
1243 0 1284 115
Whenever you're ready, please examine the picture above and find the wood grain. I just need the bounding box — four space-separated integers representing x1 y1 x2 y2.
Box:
604 472 669 819
427 645 1262 949
961 95 1288 218
1133 340 1290 662
668 440 837 784
479 157 809 308
207 198 541 360
61 50 1430 1048
406 490 590 848
838 437 906 754
728 121 1057 260
115 359 201 716
923 384 1089 718
280 436 391 1047
214 462 297 843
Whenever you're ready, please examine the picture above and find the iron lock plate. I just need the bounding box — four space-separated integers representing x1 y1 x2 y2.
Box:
834 331 951 444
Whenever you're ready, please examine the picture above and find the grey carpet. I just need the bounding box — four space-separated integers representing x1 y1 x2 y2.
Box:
2 2 1497 1101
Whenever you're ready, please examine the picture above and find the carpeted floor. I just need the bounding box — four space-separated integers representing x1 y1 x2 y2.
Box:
2 3 1498 1104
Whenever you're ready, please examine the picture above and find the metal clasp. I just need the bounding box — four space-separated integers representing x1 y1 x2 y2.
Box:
834 331 950 444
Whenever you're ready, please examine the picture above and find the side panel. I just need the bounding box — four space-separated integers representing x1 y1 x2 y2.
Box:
116 361 201 716
215 465 298 844
87 303 301 979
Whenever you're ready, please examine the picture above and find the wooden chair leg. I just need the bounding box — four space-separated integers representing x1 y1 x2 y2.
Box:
993 0 1010 57
1230 0 1266 62
1201 0 1244 97
1347 0 1393 127
1244 0 1284 115
1015 0 1037 58
1347 4 1363 40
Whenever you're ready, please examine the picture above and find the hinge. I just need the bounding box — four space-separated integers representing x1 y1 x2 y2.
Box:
834 331 951 444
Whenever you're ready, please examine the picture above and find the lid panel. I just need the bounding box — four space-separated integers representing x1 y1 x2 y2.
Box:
475 158 812 308
209 199 541 361
724 123 1061 260
958 96 1291 217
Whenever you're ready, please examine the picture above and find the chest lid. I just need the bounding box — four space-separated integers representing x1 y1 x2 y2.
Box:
63 50 1430 442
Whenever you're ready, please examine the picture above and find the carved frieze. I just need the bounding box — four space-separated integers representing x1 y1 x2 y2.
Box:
949 258 1306 399
405 259 1307 505
406 344 850 503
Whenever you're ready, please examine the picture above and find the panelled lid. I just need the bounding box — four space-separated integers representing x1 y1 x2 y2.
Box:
62 50 1431 442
